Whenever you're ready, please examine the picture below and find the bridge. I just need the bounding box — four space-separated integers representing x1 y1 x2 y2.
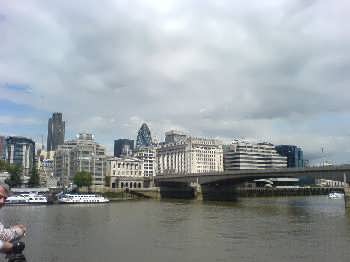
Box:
155 166 350 184
153 166 350 204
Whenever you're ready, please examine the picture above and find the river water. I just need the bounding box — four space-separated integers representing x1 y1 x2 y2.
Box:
1 196 350 262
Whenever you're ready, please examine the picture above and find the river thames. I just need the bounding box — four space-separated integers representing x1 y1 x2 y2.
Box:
1 196 350 262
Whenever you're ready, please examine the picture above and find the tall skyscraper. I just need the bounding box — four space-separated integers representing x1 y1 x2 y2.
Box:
275 145 304 168
47 112 65 151
114 139 134 157
136 123 152 148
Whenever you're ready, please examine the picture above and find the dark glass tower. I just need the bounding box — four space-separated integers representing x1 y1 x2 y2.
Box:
275 145 304 168
136 123 152 148
47 112 65 151
114 139 134 157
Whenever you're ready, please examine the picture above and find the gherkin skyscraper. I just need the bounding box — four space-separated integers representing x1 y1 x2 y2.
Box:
136 123 153 148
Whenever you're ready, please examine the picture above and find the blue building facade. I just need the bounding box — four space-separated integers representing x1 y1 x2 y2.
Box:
136 123 153 148
275 145 304 168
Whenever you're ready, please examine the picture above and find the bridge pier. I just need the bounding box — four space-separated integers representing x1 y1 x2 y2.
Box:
344 186 350 208
159 184 195 199
193 184 203 201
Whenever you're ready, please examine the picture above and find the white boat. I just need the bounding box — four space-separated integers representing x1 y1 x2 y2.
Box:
328 192 344 199
6 193 48 205
58 194 109 204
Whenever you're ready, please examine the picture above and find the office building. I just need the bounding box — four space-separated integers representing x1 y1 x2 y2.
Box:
223 140 287 170
135 146 156 177
275 145 304 168
106 156 144 189
165 130 187 144
157 135 223 174
0 136 6 160
136 123 153 148
5 136 35 176
37 150 57 187
47 112 65 151
54 133 106 189
114 139 134 157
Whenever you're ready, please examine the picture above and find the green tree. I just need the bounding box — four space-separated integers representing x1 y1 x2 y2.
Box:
0 160 8 172
5 164 22 188
73 171 92 190
28 165 40 187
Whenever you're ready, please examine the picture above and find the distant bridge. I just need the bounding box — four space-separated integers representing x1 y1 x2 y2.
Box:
155 166 350 185
153 166 350 201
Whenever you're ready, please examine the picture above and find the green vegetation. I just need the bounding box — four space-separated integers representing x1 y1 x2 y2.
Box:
73 171 92 189
28 165 40 187
3 162 23 188
0 160 7 172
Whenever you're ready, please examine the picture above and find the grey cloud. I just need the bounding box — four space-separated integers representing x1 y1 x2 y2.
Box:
1 0 350 163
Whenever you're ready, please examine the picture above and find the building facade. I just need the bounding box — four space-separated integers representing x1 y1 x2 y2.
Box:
136 123 153 148
114 139 134 157
106 157 144 189
0 136 6 160
54 134 106 189
5 136 35 176
54 140 76 186
135 146 156 177
275 145 304 168
165 130 187 144
47 112 65 151
223 140 287 170
37 150 57 187
157 136 223 175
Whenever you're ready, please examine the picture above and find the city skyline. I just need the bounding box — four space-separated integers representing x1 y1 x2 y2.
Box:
1 1 350 164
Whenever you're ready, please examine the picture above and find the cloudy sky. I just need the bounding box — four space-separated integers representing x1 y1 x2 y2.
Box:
1 0 350 164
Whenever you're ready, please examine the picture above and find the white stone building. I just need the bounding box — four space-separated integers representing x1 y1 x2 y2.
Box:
157 136 223 175
106 157 144 189
223 140 287 170
134 146 156 177
37 150 56 187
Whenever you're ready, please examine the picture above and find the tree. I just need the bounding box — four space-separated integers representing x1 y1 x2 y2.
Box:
28 165 40 187
0 160 8 172
5 164 22 188
73 171 92 190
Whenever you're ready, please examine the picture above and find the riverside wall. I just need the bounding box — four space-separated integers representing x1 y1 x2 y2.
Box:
236 187 343 197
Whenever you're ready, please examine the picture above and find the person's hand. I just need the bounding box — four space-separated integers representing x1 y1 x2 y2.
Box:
0 241 13 253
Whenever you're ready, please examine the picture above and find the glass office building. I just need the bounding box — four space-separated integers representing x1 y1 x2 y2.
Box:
275 145 304 168
5 136 35 176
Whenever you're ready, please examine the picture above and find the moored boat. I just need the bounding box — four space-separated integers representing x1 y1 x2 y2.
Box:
328 192 344 199
58 194 109 204
6 193 48 205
